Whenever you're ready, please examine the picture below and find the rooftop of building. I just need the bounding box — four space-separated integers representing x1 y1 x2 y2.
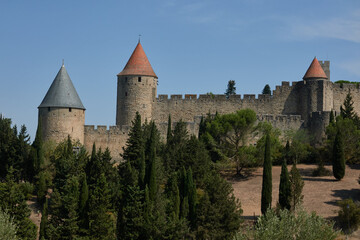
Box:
38 64 85 110
117 41 157 78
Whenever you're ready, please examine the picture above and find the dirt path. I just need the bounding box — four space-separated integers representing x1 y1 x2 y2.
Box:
229 164 360 238
27 196 41 240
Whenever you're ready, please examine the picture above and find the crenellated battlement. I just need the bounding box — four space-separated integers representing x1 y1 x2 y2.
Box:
333 82 360 92
157 93 274 102
273 81 300 96
84 125 130 134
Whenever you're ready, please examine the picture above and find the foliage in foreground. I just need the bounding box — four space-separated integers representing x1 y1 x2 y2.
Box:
234 208 339 240
0 209 18 240
338 198 360 233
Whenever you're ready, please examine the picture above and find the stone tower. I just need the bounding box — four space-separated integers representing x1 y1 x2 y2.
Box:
300 57 332 121
116 41 158 126
38 63 85 144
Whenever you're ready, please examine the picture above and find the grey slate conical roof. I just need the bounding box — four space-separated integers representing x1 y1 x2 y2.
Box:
38 64 85 110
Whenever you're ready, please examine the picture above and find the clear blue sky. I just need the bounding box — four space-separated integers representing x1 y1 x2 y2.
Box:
1 0 360 141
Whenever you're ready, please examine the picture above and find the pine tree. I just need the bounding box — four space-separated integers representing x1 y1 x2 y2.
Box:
262 84 271 95
289 164 304 211
340 92 355 120
88 173 116 240
117 185 145 240
261 134 272 214
39 197 48 239
122 112 144 171
332 129 345 180
225 80 236 98
62 176 80 239
279 159 291 210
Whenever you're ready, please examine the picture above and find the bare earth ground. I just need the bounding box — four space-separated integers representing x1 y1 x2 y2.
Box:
27 196 41 240
228 164 360 239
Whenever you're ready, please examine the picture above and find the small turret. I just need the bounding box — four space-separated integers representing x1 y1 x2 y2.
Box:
116 41 158 126
303 57 328 81
299 57 333 122
38 63 85 144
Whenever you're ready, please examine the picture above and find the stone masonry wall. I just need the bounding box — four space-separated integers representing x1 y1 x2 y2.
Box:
39 107 85 144
84 125 130 162
152 81 300 124
333 83 360 116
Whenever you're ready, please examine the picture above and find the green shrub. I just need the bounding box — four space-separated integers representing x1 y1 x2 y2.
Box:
312 165 332 177
234 207 338 240
19 182 34 200
338 198 360 233
0 209 18 240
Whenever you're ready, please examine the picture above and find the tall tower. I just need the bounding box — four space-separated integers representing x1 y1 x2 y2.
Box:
300 57 332 121
116 41 158 126
38 63 85 144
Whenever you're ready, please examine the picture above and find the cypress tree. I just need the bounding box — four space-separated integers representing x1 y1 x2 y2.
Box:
86 143 102 187
166 173 180 220
279 159 291 210
39 197 48 239
146 122 157 201
261 134 272 214
148 156 157 201
138 148 146 189
144 185 150 223
332 129 345 180
32 119 44 177
37 171 47 206
174 184 180 220
289 163 304 211
330 109 335 124
167 114 172 144
79 174 89 230
187 168 197 228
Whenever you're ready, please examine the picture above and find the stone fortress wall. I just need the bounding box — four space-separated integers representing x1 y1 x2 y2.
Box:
84 125 130 161
38 44 360 162
83 59 360 161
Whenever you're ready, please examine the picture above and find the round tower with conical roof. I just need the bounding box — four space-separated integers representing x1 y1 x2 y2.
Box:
116 41 158 126
38 64 85 144
300 57 333 121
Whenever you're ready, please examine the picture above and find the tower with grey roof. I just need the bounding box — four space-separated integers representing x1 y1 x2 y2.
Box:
38 63 85 144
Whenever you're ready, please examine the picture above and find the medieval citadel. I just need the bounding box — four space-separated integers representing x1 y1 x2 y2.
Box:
38 41 360 161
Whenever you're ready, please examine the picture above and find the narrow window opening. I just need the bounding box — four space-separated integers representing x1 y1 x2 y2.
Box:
125 77 128 82
138 77 141 82
125 92 128 96
69 108 72 112
48 107 50 112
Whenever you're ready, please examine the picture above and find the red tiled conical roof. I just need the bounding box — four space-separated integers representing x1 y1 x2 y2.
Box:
117 42 157 78
303 57 328 80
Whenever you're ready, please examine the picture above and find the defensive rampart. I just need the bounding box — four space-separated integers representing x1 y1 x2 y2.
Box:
153 81 300 124
84 125 130 162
